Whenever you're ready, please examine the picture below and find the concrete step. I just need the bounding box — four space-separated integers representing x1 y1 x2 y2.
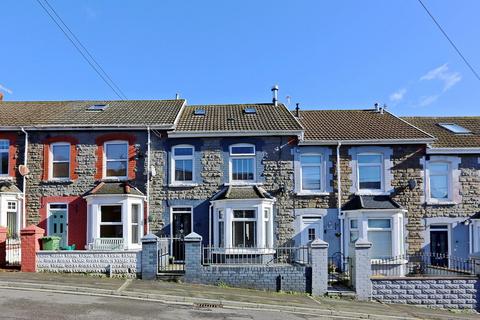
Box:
156 273 184 281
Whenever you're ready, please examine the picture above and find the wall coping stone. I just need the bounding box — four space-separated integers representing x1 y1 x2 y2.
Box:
355 239 372 249
141 233 159 243
37 250 141 254
310 239 329 249
372 276 478 281
21 225 45 236
185 232 202 242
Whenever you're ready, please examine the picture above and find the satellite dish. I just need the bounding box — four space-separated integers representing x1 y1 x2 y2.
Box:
19 165 30 176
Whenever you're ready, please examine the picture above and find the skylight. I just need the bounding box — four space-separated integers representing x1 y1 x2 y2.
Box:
87 104 109 111
244 107 257 114
438 123 471 134
194 109 206 116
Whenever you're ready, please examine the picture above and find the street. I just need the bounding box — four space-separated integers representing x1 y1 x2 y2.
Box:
0 288 323 320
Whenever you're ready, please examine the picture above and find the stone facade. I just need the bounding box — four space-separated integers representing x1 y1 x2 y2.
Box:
372 277 480 310
37 250 140 277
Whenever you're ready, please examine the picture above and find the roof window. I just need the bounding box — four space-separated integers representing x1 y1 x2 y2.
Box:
194 109 206 116
87 104 109 111
438 123 471 134
244 107 257 114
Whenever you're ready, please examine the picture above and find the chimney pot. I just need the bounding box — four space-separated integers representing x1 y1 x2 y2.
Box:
295 103 300 117
175 93 180 100
271 85 279 106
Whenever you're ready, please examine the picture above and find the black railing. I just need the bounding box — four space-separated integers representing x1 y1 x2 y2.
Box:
372 253 475 277
328 253 352 286
158 237 185 273
202 246 311 266
6 237 21 267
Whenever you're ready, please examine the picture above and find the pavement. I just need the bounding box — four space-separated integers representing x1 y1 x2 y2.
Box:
0 271 478 319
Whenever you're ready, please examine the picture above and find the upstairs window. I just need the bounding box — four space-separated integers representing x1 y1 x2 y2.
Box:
230 144 255 182
50 143 70 179
172 145 194 183
358 153 383 190
104 141 128 178
429 162 450 200
0 140 9 176
301 154 322 191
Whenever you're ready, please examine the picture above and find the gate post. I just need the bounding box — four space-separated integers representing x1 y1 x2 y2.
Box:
0 227 7 266
20 225 44 272
141 233 159 280
310 239 329 296
184 232 202 282
352 239 372 300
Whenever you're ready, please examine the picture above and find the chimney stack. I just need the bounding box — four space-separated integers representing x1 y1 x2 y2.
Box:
374 102 379 112
0 92 3 101
271 85 279 106
175 93 180 100
295 103 300 117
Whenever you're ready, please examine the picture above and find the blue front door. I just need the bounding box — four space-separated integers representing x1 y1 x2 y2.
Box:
48 204 68 248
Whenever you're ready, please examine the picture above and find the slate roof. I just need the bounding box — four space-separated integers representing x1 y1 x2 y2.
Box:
86 181 144 196
211 185 273 201
402 116 480 148
0 181 21 193
173 103 303 135
0 100 185 128
342 195 403 211
295 109 434 143
470 212 480 220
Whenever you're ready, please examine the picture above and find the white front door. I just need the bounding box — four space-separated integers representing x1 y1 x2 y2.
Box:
300 216 323 245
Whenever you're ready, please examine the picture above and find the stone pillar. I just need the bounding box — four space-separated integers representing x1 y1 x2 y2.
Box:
20 225 44 272
469 252 480 275
310 239 329 296
353 239 372 301
141 233 159 280
184 232 203 282
0 227 7 266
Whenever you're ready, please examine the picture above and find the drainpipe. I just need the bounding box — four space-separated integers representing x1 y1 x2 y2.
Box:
336 142 344 257
146 126 151 234
209 204 213 248
21 128 28 229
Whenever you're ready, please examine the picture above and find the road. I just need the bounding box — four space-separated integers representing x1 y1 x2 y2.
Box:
0 288 328 320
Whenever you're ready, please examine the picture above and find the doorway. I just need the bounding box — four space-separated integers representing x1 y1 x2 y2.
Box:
430 224 449 267
300 216 323 245
48 204 68 248
171 207 192 261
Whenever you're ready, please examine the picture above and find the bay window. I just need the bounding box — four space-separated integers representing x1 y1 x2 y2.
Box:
300 154 322 191
349 219 359 243
230 144 255 182
104 141 128 178
358 153 383 190
6 201 18 238
172 145 194 183
131 204 141 244
50 143 70 179
264 208 271 248
0 140 9 176
218 210 224 248
429 162 449 200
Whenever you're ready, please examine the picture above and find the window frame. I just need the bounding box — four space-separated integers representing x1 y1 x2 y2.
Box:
130 203 141 244
0 139 9 176
367 218 392 259
427 161 452 201
171 144 195 184
99 204 124 239
229 143 256 183
49 142 71 180
103 140 129 179
357 152 384 191
300 153 324 192
232 209 257 248
6 201 18 238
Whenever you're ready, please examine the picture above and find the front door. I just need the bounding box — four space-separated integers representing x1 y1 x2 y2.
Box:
300 217 323 245
430 225 449 267
48 204 68 248
171 207 192 261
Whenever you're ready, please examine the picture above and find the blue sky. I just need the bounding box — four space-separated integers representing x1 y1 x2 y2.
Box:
1 1 479 116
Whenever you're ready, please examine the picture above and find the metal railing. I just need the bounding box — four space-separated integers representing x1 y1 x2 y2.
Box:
202 246 311 266
328 253 352 286
158 237 185 273
372 253 475 277
6 237 21 267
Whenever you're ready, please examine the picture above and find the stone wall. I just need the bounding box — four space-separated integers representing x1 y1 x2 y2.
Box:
37 250 141 277
372 277 480 310
186 264 310 293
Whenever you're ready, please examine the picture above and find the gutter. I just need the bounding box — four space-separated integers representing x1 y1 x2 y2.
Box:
427 147 480 154
20 127 28 229
0 124 175 131
168 130 304 138
299 138 435 146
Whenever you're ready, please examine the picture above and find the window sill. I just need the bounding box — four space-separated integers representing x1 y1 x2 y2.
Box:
42 179 74 185
169 183 198 188
296 191 330 196
101 177 129 182
425 201 457 206
0 176 13 181
371 258 407 265
225 182 263 186
355 190 390 196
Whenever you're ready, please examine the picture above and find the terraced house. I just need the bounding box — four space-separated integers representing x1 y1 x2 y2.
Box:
0 96 480 274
